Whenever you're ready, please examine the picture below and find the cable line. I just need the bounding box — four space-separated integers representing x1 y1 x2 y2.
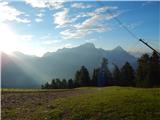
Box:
107 9 139 40
97 1 160 55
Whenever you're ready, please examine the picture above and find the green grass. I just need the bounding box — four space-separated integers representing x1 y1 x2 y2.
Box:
2 87 160 120
31 87 160 120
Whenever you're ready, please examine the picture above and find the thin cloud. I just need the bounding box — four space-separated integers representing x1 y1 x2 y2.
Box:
35 18 43 22
71 3 92 9
105 11 120 20
74 14 103 30
142 1 152 6
36 13 44 17
40 34 61 45
53 8 70 28
60 6 119 39
42 40 59 45
25 0 64 9
60 29 88 39
64 43 76 48
0 1 31 23
25 0 46 8
120 22 142 30
95 6 118 14
35 13 44 23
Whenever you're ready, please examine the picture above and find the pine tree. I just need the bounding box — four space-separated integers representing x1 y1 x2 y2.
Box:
91 68 99 86
112 64 120 86
120 62 135 86
68 79 74 89
136 54 150 87
62 79 67 89
136 51 160 87
51 79 56 89
41 85 44 89
148 51 160 87
74 70 81 87
44 82 50 89
55 78 61 89
98 58 108 86
106 69 113 86
79 66 90 86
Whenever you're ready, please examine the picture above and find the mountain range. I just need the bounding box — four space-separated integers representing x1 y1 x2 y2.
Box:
1 43 137 88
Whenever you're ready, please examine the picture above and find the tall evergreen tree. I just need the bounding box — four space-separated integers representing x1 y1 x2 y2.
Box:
41 85 44 89
79 66 90 86
74 70 81 87
44 82 50 89
91 68 99 86
98 58 108 86
106 69 113 86
62 79 67 89
98 58 112 86
148 51 160 87
112 64 120 86
51 79 56 89
120 62 135 86
136 54 150 87
68 79 74 89
55 78 61 89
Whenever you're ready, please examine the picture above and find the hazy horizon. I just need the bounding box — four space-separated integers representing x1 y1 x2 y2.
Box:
1 42 153 58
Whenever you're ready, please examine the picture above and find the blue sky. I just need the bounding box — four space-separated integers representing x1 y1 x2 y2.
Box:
0 0 159 56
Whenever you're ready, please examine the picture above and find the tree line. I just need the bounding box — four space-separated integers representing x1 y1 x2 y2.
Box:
41 78 74 89
42 51 160 89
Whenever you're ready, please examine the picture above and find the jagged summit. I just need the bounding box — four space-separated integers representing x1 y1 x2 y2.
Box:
113 46 124 51
79 42 95 48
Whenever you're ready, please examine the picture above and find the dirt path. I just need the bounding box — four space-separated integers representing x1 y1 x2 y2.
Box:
1 88 95 120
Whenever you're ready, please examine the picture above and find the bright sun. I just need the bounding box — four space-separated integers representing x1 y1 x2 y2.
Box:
0 23 44 57
0 23 19 54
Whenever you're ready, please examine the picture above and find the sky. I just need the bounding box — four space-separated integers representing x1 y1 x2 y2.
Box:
0 0 159 56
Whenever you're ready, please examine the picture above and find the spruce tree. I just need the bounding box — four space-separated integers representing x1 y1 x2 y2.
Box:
136 54 150 87
44 82 50 89
91 68 99 86
98 58 108 86
68 79 74 89
79 66 90 86
51 79 56 89
62 79 67 89
148 51 160 87
55 78 61 89
120 62 135 86
106 69 113 86
112 64 120 86
74 70 81 87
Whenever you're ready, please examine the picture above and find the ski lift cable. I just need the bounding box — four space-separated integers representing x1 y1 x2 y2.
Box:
107 9 139 40
97 1 160 55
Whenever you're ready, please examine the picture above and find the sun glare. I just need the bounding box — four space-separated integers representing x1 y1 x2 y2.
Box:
0 23 19 54
0 23 43 57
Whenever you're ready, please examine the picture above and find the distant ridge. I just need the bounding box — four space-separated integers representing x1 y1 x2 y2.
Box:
1 43 137 88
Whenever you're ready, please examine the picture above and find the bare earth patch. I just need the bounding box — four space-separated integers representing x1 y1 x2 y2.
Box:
1 88 95 120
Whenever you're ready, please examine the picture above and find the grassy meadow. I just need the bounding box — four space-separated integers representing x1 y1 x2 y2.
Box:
2 87 160 120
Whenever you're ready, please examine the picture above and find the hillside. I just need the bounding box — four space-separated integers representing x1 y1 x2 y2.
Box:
1 43 137 88
2 87 160 120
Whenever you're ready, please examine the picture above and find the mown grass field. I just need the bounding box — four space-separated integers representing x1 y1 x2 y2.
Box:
2 87 160 120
